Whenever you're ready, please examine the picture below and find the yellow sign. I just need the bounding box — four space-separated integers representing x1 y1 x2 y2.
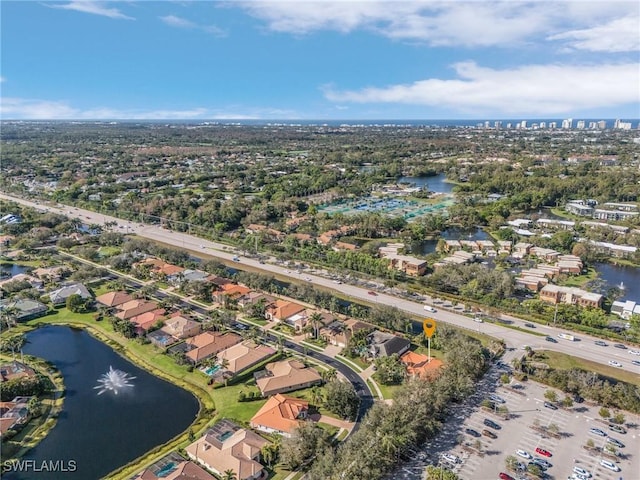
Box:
423 318 436 338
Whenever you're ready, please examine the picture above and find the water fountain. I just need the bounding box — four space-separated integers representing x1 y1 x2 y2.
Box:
619 281 625 290
94 366 135 395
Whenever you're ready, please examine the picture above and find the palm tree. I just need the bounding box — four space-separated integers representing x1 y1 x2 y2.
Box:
310 386 324 407
222 469 237 480
308 312 324 340
261 443 279 468
320 368 337 384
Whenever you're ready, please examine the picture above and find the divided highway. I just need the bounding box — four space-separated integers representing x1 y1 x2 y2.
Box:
2 192 638 374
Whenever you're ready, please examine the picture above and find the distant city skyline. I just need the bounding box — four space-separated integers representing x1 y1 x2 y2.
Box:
1 1 639 120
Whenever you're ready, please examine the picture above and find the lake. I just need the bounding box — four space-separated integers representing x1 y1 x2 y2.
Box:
6 326 199 480
413 227 491 254
593 262 640 301
0 263 29 279
398 173 454 194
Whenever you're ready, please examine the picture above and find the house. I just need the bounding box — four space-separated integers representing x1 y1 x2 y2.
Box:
132 452 216 480
565 202 595 216
367 331 411 358
0 362 36 383
168 269 210 285
400 351 443 378
378 243 427 276
0 298 48 322
216 341 276 376
130 309 166 332
513 242 533 257
160 315 201 339
333 241 357 252
588 241 637 259
255 360 322 397
529 247 560 262
250 393 309 437
539 285 603 308
95 291 133 308
115 299 159 320
265 300 306 323
536 219 575 231
47 283 92 306
320 319 373 348
0 396 33 436
185 331 243 364
0 274 44 291
186 419 268 480
213 283 252 305
31 266 69 282
611 300 640 320
237 292 276 310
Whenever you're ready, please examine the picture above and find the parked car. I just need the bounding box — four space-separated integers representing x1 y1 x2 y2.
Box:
441 453 460 464
573 466 592 477
489 393 506 404
532 457 552 469
465 428 481 437
529 460 548 472
535 447 552 457
606 437 625 448
543 401 557 410
599 459 620 472
516 449 532 459
608 424 627 434
483 418 501 430
499 473 514 480
482 429 497 439
589 427 607 437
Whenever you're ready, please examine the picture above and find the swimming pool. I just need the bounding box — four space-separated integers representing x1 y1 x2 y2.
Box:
203 365 221 376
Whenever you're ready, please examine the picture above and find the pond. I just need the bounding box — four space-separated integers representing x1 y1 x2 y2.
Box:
5 326 199 480
0 263 30 279
398 173 454 194
592 262 640 301
413 227 491 254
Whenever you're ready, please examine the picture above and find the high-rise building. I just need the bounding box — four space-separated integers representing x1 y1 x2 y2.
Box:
540 122 546 129
576 120 585 129
597 120 606 129
549 122 557 129
588 122 597 129
520 120 527 129
494 121 502 129
562 118 573 129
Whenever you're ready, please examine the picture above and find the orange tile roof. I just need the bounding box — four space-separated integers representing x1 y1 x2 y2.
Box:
185 332 243 363
250 394 309 435
130 309 166 329
267 300 305 321
220 284 252 297
96 291 133 307
116 300 159 320
400 351 443 378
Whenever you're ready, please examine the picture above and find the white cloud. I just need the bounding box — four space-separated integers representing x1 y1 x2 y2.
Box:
548 15 640 52
160 14 227 36
51 1 134 20
324 62 640 115
239 1 638 49
0 98 295 120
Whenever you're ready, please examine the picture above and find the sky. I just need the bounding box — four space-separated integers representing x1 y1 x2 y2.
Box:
1 0 639 120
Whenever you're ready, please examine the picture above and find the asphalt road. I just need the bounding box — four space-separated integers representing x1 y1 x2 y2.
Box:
2 193 639 374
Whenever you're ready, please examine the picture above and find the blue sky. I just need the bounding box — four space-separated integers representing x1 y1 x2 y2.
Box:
1 1 639 119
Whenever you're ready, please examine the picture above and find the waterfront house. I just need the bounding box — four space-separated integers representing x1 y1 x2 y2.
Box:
250 394 309 437
255 360 322 397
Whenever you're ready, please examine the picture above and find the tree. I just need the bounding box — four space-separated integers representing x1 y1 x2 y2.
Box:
373 354 406 385
599 407 611 420
505 455 518 471
66 293 85 313
310 386 324 407
544 389 558 403
424 466 459 480
527 463 543 477
611 412 625 425
500 373 510 384
261 443 279 468
547 423 559 435
323 379 359 421
586 438 595 449
308 312 324 340
27 397 43 417
221 469 237 480
280 423 331 470
562 396 574 408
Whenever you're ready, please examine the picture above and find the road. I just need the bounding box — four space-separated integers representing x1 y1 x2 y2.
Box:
2 192 638 374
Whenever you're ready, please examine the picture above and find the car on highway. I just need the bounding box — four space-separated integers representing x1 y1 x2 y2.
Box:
524 323 535 328
424 305 436 312
606 437 625 448
482 429 497 439
367 291 377 296
333 280 342 284
628 349 640 356
589 427 607 437
608 424 627 434
465 428 481 437
516 449 532 459
534 447 551 457
608 360 622 367
632 360 640 366
232 256 240 262
599 459 620 472
594 340 608 346
545 336 558 343
613 343 627 350
483 418 501 430
499 473 514 480
473 316 483 323
441 453 460 464
543 401 557 410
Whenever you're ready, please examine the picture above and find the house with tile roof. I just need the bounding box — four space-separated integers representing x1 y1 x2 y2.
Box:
160 315 201 339
250 394 310 437
115 299 159 320
185 331 243 365
186 419 268 480
265 300 306 323
47 283 92 305
213 283 252 305
133 452 215 480
216 341 276 376
255 360 322 397
95 290 133 308
400 351 443 378
130 309 166 333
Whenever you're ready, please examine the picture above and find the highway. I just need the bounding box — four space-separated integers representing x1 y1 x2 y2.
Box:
2 192 639 374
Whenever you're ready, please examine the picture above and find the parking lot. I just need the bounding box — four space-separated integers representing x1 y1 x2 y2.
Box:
444 374 639 480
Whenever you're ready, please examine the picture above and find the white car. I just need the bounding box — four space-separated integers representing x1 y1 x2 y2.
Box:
441 453 459 464
516 449 532 459
628 349 640 356
573 466 591 478
599 459 620 472
424 305 436 313
608 360 622 368
473 317 483 323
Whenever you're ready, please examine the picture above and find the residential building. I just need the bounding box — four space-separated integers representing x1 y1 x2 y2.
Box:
132 452 215 480
378 243 427 276
186 420 268 480
213 283 252 305
0 396 33 436
95 291 133 308
255 360 322 397
367 331 411 358
216 341 276 376
593 209 638 221
539 285 603 308
589 241 637 259
130 309 166 332
265 300 306 324
565 202 595 216
536 218 575 230
400 351 443 378
47 283 92 306
0 362 36 383
185 331 243 365
115 299 159 320
0 298 48 322
160 315 201 339
320 319 373 348
250 394 310 437
31 266 69 282
0 274 44 291
610 300 640 320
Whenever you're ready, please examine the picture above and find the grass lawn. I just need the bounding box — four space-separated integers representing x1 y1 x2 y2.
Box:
97 246 121 257
377 382 403 400
561 268 598 287
534 350 640 387
210 381 266 422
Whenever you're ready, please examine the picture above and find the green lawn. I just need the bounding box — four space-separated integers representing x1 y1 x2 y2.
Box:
211 381 266 422
377 382 403 400
561 268 598 287
534 350 640 387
